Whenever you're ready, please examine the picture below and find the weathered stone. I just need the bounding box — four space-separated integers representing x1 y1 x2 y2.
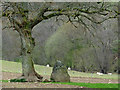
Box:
50 61 70 82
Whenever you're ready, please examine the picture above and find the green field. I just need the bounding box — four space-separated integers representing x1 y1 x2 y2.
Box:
0 60 119 88
1 60 118 79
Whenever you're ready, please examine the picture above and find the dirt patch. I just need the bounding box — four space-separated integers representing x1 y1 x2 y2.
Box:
1 72 118 88
1 72 82 88
2 72 118 83
2 72 21 80
71 77 118 83
2 82 82 88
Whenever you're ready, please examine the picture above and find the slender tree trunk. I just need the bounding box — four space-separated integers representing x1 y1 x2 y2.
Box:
18 29 43 82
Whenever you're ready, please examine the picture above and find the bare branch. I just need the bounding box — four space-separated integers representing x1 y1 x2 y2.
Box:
2 2 118 30
2 26 14 30
30 3 52 28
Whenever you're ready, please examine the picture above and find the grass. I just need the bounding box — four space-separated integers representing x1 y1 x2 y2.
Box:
0 80 119 88
1 60 118 79
44 82 119 88
0 80 9 83
0 60 119 88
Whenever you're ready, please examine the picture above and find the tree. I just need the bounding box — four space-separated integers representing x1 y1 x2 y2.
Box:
2 2 118 81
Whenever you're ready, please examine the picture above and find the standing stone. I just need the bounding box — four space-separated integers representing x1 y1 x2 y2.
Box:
50 61 70 82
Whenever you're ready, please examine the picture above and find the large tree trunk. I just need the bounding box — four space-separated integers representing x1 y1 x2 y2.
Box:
17 29 43 82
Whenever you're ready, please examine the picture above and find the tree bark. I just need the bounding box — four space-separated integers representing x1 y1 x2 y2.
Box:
17 29 43 82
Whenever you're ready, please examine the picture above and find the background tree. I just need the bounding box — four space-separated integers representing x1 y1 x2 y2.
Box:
2 2 118 81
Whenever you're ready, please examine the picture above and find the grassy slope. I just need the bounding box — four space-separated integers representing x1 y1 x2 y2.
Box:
0 60 119 88
1 60 118 79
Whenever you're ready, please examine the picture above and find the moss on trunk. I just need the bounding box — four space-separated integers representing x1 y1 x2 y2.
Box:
13 29 43 82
